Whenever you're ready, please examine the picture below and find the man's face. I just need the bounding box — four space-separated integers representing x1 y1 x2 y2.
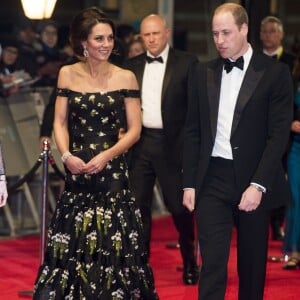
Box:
212 11 248 60
260 22 283 52
140 16 170 57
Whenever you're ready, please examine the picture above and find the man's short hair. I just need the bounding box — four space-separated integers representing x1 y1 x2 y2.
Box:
261 16 283 33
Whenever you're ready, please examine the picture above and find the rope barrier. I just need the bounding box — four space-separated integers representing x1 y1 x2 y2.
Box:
48 152 65 180
7 149 65 193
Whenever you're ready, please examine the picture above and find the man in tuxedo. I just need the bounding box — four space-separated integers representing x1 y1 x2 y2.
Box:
260 15 296 240
260 16 296 72
124 14 199 285
183 3 293 299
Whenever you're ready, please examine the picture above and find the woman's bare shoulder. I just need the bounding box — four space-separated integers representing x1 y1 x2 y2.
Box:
58 62 83 87
59 62 81 76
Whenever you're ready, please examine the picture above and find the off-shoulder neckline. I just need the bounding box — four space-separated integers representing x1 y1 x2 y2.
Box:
57 88 139 96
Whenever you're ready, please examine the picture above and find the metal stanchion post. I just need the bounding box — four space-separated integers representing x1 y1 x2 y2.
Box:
40 139 49 264
19 140 49 297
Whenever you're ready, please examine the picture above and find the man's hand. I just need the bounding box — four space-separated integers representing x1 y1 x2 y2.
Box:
183 188 196 212
238 185 263 212
291 120 300 134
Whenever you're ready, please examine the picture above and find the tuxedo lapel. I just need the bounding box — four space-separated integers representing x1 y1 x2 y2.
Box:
231 61 265 136
135 55 147 89
207 61 223 141
161 48 175 102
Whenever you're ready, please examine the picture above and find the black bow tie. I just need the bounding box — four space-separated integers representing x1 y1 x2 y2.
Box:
271 54 278 60
223 56 244 73
146 55 163 63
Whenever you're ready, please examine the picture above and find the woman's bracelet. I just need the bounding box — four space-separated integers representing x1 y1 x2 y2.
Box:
61 151 73 163
0 174 6 181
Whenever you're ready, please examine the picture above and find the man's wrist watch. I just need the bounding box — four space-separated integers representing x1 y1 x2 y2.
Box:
250 183 266 193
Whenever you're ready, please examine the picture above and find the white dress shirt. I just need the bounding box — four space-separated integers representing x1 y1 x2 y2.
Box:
263 46 282 58
212 45 253 159
141 45 169 129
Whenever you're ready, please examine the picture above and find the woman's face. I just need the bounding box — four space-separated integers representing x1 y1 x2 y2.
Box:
82 23 114 61
40 24 58 48
2 46 18 65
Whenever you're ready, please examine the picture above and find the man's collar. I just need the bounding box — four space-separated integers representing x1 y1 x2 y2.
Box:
147 44 169 62
263 46 283 58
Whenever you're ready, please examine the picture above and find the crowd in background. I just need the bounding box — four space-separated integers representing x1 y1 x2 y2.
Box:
0 16 145 98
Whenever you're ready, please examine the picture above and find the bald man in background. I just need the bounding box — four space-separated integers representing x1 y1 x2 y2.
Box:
124 14 200 285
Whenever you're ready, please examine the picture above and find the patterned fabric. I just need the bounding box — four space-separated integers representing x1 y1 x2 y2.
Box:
33 89 158 299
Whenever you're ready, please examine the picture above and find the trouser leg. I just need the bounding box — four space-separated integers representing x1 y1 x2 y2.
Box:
128 142 156 257
155 157 197 266
197 195 233 300
236 210 270 300
172 210 196 266
196 157 238 300
270 206 285 240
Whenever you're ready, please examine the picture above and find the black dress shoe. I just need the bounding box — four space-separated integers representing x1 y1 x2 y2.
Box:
182 264 200 285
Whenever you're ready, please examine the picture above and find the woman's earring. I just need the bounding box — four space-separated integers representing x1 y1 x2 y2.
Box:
83 46 89 57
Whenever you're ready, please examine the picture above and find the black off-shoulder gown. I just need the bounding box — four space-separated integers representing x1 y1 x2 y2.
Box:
33 88 158 300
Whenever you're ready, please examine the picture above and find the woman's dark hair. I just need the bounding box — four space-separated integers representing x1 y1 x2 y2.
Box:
70 6 116 57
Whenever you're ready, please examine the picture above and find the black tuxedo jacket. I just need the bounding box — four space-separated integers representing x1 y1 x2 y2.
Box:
279 51 296 73
123 48 199 167
183 51 294 210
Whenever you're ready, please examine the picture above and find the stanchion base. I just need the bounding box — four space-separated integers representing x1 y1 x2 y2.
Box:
165 242 180 249
19 290 33 297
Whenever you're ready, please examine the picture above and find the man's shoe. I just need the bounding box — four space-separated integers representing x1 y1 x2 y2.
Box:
182 264 200 285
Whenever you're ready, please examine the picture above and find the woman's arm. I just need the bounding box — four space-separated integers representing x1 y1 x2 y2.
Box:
53 67 86 174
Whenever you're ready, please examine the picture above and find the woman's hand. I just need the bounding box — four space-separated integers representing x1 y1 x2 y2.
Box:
81 152 110 175
64 156 86 174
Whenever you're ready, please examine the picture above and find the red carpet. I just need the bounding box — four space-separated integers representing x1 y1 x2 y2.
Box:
0 215 299 299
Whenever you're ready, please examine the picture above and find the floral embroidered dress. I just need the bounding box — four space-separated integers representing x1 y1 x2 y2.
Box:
33 88 158 300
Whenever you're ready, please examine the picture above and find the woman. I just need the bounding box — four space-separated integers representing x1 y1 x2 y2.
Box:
0 143 8 207
33 7 158 299
283 58 300 270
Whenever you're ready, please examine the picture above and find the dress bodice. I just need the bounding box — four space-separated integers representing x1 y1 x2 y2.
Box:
56 88 140 152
